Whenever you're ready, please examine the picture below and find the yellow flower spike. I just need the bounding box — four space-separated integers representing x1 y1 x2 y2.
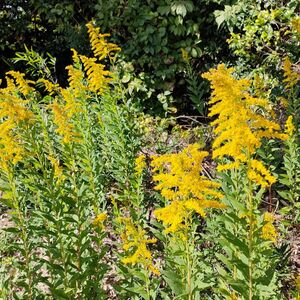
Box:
0 76 34 171
202 64 286 187
217 161 240 171
135 154 147 175
70 48 80 65
283 57 300 89
151 144 225 233
154 201 187 234
65 65 87 97
0 76 34 124
86 22 121 61
248 159 276 187
0 121 24 172
0 98 34 124
60 89 82 117
49 100 81 144
93 213 107 230
261 212 278 243
6 71 34 96
46 85 83 144
38 79 60 95
79 55 112 94
48 155 64 183
117 217 159 275
285 115 295 136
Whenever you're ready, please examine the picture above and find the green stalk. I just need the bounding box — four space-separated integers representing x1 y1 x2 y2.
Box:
71 161 83 295
186 240 192 300
57 221 70 296
24 115 58 289
145 273 151 300
246 157 254 300
82 107 102 213
248 191 254 300
185 216 193 300
8 170 33 299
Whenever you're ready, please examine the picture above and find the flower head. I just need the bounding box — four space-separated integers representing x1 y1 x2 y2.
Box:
0 121 24 172
0 74 34 172
151 144 225 233
49 99 81 144
93 213 107 230
48 155 64 183
261 212 277 243
6 71 34 96
117 217 159 275
79 55 112 95
135 154 146 175
202 64 286 187
86 22 121 61
285 115 295 136
283 57 299 89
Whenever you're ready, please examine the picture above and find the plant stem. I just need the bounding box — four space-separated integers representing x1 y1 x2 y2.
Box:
8 171 33 299
185 220 193 300
246 165 254 300
145 274 151 300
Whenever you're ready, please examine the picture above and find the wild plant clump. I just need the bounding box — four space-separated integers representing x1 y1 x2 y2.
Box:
0 22 299 300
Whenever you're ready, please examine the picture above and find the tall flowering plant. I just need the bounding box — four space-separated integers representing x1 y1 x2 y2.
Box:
151 143 226 299
202 64 287 299
0 22 119 299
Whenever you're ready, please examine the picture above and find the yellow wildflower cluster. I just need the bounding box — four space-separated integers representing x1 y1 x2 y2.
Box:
93 213 107 230
285 115 295 136
202 64 287 187
261 212 278 242
47 75 84 143
0 73 35 171
86 22 121 61
38 79 60 95
79 55 112 94
283 57 300 89
247 159 276 188
65 62 87 98
49 101 80 144
0 97 33 125
0 74 34 123
6 71 34 96
64 24 119 96
48 155 64 183
118 217 159 275
47 54 85 143
47 24 121 142
0 122 24 172
135 154 147 176
151 144 225 233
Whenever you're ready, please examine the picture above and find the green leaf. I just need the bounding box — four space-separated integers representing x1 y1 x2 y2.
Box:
221 227 249 256
256 264 276 286
162 269 185 295
176 4 187 17
158 5 170 15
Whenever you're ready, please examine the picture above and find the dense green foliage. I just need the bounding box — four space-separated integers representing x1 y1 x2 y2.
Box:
1 1 299 113
1 0 231 114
